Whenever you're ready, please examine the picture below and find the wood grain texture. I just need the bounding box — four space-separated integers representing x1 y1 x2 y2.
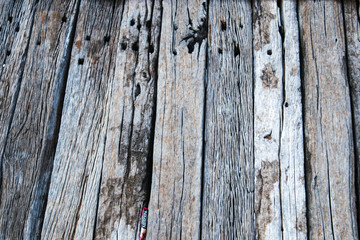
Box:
201 1 254 239
279 1 307 239
0 0 80 239
42 1 161 239
344 0 360 216
253 0 283 239
299 1 358 239
147 0 207 239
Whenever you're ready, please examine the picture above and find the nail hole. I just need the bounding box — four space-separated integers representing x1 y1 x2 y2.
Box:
264 132 272 140
149 44 154 53
8 16 13 22
85 35 91 41
187 43 195 54
218 48 223 54
335 38 338 43
173 50 177 55
15 25 19 32
234 44 240 57
130 19 135 26
103 35 110 43
284 102 289 107
221 21 226 31
146 20 151 28
135 84 141 98
6 50 11 56
142 72 147 78
36 40 41 45
267 49 272 55
78 58 84 65
121 42 127 50
132 41 139 51
62 15 67 23
240 24 244 29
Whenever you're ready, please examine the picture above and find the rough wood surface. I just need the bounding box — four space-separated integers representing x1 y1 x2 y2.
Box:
299 1 358 239
344 0 360 219
253 1 283 239
0 0 80 239
0 0 359 239
279 1 307 239
42 1 161 239
147 0 207 239
201 1 254 239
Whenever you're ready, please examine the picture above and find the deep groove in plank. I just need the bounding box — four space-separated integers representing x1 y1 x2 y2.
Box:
199 1 209 239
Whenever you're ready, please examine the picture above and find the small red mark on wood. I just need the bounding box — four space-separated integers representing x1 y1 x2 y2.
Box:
75 40 82 50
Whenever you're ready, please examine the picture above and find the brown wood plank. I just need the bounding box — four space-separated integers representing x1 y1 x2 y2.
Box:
147 0 207 239
299 1 358 239
41 0 162 239
201 1 254 239
0 0 80 238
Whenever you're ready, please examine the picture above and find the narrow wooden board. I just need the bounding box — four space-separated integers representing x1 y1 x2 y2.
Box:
42 1 162 239
201 1 254 239
299 1 358 239
147 0 207 239
0 0 80 238
279 1 307 239
253 0 283 239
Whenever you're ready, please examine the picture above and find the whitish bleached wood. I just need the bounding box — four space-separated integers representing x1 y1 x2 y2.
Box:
201 1 254 239
344 0 360 208
299 1 358 239
253 1 283 239
279 1 307 239
147 0 207 239
0 0 80 239
42 1 161 239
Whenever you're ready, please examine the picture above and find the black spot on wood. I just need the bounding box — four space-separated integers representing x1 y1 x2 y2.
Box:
85 35 91 41
135 84 141 98
130 19 135 26
121 42 127 50
8 16 13 23
234 44 240 57
146 20 151 29
240 23 244 29
6 50 11 56
36 40 41 46
173 50 177 55
78 58 84 65
137 23 141 30
221 21 227 31
62 15 67 23
149 44 154 53
267 49 272 55
103 35 110 43
132 41 139 51
218 48 223 54
284 102 289 107
15 24 19 32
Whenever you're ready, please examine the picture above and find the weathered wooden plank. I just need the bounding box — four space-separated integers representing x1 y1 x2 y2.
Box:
95 1 161 239
0 0 80 238
279 1 307 239
344 0 360 217
253 0 283 239
201 1 254 239
41 0 162 239
299 1 358 239
147 0 207 239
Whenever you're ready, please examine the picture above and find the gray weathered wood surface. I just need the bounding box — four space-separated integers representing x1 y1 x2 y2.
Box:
0 0 359 239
